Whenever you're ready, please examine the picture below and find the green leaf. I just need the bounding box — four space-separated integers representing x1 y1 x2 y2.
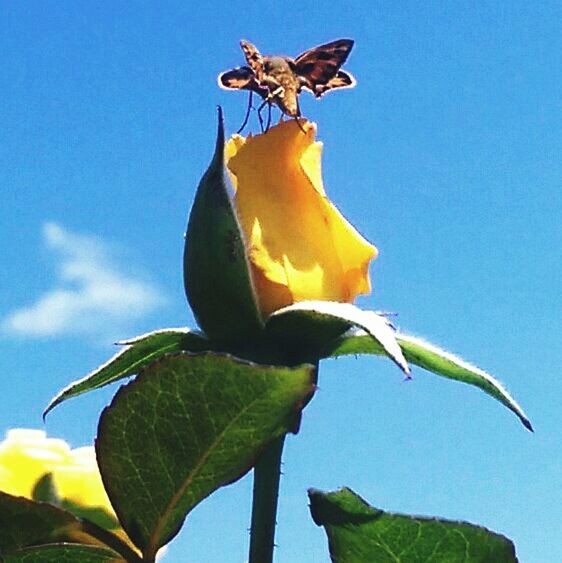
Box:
183 107 264 344
96 351 315 559
0 494 140 562
269 301 410 375
309 487 518 563
44 328 210 417
0 492 78 553
325 329 532 431
4 544 122 563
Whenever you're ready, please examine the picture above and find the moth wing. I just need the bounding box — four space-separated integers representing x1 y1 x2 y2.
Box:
294 38 354 90
240 40 264 75
217 67 267 98
313 70 357 98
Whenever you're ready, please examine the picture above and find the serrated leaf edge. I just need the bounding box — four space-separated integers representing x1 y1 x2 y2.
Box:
309 486 519 549
330 328 532 431
44 329 206 417
96 351 315 558
115 327 206 346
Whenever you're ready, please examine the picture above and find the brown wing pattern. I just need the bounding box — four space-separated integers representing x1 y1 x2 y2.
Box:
311 70 357 97
294 39 354 95
217 67 268 98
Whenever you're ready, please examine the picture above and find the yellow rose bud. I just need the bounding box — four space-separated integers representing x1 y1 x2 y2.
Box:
226 120 378 317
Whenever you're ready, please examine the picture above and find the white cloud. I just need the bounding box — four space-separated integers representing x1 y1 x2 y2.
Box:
2 222 165 339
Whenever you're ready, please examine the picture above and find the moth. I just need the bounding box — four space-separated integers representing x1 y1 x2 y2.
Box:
218 39 356 131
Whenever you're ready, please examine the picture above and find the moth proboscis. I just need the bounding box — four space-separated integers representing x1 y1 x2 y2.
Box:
218 38 356 132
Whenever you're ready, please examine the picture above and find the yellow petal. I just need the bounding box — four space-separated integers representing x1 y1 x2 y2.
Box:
0 429 113 515
54 446 112 510
226 120 377 317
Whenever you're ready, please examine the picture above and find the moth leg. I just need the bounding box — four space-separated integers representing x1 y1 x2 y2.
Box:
257 100 266 133
257 89 280 132
236 91 254 134
265 103 272 131
293 99 306 133
294 116 306 133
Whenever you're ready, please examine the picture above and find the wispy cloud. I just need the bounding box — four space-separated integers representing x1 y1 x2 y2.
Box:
2 223 165 340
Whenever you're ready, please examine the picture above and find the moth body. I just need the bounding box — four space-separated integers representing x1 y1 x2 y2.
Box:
261 56 301 117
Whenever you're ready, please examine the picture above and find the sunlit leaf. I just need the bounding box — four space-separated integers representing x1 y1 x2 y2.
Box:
44 329 210 416
96 351 314 559
309 487 517 562
325 329 532 431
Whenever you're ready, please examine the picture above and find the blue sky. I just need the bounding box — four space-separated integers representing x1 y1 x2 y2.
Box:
1 2 560 561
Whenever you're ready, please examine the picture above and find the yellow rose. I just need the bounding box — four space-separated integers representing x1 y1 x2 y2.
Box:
0 429 112 512
0 428 159 556
226 120 377 317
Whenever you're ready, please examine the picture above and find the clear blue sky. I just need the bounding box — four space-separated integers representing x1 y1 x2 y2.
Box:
1 2 560 561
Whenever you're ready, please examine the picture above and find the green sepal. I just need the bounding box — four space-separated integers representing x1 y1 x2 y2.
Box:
267 301 409 373
325 329 532 431
44 328 211 417
30 473 118 531
60 500 120 532
183 107 263 344
309 487 518 563
95 351 315 559
32 473 61 506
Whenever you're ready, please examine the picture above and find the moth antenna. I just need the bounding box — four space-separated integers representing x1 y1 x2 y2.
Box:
236 91 254 134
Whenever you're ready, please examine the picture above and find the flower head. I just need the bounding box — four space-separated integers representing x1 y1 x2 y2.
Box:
0 428 152 554
226 120 377 317
184 114 378 349
0 429 112 512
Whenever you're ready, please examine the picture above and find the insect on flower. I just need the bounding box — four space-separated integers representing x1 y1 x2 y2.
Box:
218 39 356 132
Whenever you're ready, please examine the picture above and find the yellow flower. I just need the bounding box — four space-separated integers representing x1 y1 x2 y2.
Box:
0 429 111 512
0 429 153 555
226 120 377 317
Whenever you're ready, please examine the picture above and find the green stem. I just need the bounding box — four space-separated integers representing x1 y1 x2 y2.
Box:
248 434 286 563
